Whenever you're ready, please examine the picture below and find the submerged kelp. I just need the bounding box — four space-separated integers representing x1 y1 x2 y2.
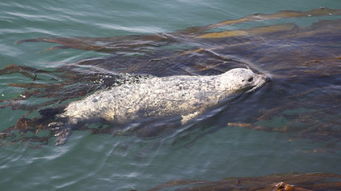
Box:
0 8 340 145
16 8 341 53
145 173 341 191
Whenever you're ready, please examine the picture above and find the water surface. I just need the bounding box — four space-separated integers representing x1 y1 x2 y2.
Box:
0 1 341 191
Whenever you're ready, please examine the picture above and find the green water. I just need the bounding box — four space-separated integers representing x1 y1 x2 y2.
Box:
1 0 341 191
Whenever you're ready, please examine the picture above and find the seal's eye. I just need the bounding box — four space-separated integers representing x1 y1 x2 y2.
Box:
247 77 253 82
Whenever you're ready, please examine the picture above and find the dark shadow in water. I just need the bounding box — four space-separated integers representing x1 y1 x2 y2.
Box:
0 8 340 147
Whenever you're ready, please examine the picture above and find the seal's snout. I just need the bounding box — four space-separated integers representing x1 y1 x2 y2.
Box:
258 73 271 83
264 75 271 82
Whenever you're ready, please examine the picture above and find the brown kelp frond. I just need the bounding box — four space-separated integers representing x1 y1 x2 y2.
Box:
0 64 54 80
196 23 298 39
17 33 177 53
17 37 118 52
8 82 66 89
0 98 62 112
146 173 341 191
16 8 340 53
205 8 340 29
179 8 341 34
146 180 209 191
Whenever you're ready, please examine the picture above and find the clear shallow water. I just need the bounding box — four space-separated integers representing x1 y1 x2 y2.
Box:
0 1 341 191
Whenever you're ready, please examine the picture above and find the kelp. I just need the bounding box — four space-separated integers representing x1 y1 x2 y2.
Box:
144 173 341 191
0 8 340 145
16 8 341 53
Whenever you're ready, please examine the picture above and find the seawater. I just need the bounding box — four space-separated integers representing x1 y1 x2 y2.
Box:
0 0 341 191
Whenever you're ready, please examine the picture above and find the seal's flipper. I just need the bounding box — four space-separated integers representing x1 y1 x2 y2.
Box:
48 122 72 146
55 127 71 146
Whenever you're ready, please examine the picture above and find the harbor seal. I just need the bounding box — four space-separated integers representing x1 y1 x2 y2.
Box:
52 68 268 144
61 68 268 124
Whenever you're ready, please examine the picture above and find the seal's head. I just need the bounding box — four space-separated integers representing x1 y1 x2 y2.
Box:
220 68 268 93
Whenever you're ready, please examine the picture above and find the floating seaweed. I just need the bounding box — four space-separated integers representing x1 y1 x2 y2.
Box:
0 8 340 145
144 173 341 191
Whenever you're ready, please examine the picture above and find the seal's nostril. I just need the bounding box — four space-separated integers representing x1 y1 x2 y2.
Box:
265 76 271 82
